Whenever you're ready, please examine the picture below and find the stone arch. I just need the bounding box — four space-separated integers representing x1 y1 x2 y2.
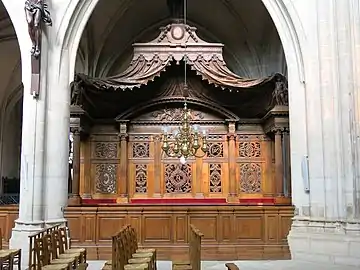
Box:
58 0 310 232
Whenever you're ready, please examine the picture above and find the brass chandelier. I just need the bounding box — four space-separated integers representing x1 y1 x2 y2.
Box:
161 0 208 164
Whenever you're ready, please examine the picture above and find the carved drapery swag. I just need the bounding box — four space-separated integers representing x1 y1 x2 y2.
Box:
72 22 287 99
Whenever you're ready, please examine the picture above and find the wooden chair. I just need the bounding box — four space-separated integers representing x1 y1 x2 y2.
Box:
172 224 204 270
58 227 86 263
29 224 61 270
225 263 240 270
0 227 21 270
51 230 81 264
33 235 69 270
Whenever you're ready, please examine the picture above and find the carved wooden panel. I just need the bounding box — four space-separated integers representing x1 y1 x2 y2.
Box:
94 142 118 159
135 164 148 193
132 142 150 158
95 164 117 194
207 142 224 158
209 163 222 193
239 142 261 158
239 163 262 193
165 164 192 193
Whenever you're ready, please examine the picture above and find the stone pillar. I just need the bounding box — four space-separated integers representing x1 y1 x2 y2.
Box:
68 118 81 205
43 49 70 225
274 129 284 196
227 120 237 203
117 121 128 203
10 45 48 270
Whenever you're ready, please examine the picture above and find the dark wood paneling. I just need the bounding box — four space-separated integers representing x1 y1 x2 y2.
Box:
0 205 293 260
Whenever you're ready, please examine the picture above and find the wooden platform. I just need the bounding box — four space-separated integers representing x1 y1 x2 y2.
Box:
0 204 293 261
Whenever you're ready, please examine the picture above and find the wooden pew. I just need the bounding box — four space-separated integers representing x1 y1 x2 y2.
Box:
225 263 240 270
172 224 204 270
103 225 156 270
0 227 21 270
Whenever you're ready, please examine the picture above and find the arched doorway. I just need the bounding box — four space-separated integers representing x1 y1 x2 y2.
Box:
0 0 22 203
60 0 306 260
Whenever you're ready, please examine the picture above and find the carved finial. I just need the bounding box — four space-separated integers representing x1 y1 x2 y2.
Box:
25 0 52 58
167 0 184 22
272 74 288 106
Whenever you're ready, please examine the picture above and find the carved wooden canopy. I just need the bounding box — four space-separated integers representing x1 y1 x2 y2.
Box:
71 22 288 120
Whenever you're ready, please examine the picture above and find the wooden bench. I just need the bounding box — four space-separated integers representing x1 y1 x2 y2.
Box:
172 224 204 270
102 225 157 270
225 263 240 270
0 227 21 270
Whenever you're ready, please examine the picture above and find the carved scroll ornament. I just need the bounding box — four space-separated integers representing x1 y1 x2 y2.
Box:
24 0 52 58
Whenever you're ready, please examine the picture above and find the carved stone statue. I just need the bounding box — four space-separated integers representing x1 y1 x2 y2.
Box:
272 75 289 106
24 0 52 58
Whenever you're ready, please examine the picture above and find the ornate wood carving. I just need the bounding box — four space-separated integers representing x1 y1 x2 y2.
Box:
239 163 262 193
94 142 118 159
209 163 222 193
165 164 192 193
135 164 148 193
95 164 117 194
207 142 224 158
132 142 150 158
239 142 261 158
151 108 204 121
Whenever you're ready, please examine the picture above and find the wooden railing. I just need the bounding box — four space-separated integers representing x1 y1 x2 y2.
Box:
28 224 87 270
102 225 157 270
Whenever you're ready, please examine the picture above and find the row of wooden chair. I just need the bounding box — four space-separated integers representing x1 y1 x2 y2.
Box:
172 224 204 270
29 225 87 270
102 225 157 270
0 228 21 270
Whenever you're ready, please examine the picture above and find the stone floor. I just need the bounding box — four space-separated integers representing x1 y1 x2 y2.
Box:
88 260 360 270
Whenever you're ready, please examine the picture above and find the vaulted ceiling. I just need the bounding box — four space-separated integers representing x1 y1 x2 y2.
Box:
76 0 287 79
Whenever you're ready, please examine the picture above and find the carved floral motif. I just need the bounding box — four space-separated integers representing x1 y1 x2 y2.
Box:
151 108 204 121
132 142 150 158
135 164 147 193
207 142 224 158
95 164 117 194
239 163 261 193
95 142 118 159
209 163 222 193
165 164 192 193
239 142 261 158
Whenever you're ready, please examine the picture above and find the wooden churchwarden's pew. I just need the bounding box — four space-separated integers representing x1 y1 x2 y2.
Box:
172 224 204 270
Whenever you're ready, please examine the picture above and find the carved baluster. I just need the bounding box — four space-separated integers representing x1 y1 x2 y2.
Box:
68 125 81 205
227 120 238 202
118 121 129 203
274 128 284 196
